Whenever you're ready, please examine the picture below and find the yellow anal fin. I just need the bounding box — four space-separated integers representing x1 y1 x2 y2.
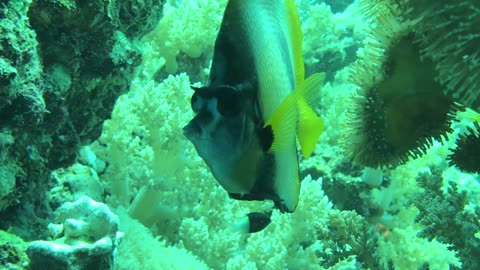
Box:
297 73 325 159
265 72 325 157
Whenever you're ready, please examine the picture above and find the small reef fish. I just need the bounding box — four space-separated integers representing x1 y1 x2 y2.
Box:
183 0 325 232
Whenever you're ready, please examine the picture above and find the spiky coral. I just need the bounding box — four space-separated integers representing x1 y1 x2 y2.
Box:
448 123 480 174
395 0 480 110
341 0 458 168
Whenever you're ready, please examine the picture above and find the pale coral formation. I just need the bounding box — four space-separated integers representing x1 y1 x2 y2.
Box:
114 210 209 270
141 0 228 76
27 196 121 270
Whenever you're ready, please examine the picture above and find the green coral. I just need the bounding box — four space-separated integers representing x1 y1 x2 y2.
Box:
412 168 480 270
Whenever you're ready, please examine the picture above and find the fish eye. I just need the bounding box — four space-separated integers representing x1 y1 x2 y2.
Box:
217 91 241 116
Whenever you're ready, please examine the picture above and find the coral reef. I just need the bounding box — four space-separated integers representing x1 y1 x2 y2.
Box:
0 0 478 269
299 0 366 81
114 210 209 270
48 162 105 210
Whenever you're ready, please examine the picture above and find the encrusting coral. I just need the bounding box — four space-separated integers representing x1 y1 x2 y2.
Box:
0 230 29 270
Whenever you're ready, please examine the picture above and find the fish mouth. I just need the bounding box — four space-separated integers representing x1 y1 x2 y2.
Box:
183 120 202 140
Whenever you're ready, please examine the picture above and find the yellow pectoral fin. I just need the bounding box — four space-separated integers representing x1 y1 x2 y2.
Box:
296 73 326 159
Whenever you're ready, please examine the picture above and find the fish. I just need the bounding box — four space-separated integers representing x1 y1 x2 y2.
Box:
183 0 325 229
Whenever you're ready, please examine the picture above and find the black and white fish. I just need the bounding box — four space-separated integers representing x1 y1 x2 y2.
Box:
183 0 325 232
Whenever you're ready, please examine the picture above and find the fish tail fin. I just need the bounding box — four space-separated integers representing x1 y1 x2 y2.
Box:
296 72 325 159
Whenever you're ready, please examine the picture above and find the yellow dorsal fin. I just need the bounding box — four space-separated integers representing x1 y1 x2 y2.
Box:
284 0 304 84
297 73 325 159
265 72 325 156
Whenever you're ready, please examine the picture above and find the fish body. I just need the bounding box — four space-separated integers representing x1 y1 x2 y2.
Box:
183 0 324 212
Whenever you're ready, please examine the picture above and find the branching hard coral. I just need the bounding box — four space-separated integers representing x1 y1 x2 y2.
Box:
91 72 235 243
341 0 459 168
322 210 379 269
412 168 480 270
89 72 222 244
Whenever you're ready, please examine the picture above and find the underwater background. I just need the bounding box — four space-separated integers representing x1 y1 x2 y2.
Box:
0 0 479 269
